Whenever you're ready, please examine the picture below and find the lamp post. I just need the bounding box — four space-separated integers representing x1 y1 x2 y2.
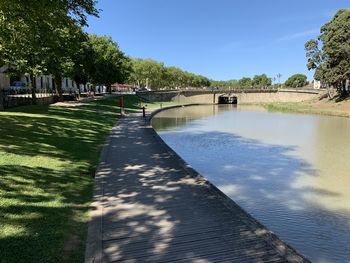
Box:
119 96 124 116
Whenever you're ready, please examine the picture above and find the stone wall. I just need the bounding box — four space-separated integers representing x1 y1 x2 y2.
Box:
2 95 55 109
137 89 321 104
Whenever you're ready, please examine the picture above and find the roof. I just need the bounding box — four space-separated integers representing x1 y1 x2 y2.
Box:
111 83 132 87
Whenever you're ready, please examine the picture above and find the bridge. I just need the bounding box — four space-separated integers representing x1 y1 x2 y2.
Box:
136 89 321 104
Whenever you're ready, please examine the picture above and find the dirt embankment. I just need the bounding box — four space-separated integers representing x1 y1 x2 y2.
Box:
313 97 350 113
266 94 350 118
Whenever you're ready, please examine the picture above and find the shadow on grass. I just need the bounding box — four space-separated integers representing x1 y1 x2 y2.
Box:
0 95 142 263
0 165 92 263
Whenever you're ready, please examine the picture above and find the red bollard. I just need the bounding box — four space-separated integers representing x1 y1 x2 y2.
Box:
119 96 124 115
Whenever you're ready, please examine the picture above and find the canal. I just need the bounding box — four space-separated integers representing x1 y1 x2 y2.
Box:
152 105 350 263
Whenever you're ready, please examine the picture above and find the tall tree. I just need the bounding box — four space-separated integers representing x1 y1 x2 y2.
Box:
128 58 210 90
285 74 308 88
238 77 252 88
210 79 239 89
45 21 88 100
68 34 95 96
89 35 131 93
305 9 350 95
252 74 272 88
130 59 166 90
0 0 98 102
165 66 186 89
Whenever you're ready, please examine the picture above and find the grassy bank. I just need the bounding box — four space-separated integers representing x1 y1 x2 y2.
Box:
265 100 350 118
0 95 141 263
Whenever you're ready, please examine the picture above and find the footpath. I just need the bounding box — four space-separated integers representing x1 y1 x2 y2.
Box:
85 112 310 263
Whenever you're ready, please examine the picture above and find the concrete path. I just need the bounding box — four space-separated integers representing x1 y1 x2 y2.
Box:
85 113 310 263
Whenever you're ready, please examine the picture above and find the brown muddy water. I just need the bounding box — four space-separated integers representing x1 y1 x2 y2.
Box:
152 104 350 263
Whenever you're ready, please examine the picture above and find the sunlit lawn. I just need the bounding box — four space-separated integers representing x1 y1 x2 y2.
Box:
0 95 141 263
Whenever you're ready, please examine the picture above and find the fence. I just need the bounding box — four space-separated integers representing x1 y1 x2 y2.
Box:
1 88 60 110
0 87 112 110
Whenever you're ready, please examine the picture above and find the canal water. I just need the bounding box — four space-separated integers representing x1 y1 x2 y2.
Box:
152 105 350 263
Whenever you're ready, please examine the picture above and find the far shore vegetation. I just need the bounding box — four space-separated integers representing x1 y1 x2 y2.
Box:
265 98 350 118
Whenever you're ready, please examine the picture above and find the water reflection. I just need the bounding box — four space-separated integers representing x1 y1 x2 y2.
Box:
152 105 242 131
152 105 350 263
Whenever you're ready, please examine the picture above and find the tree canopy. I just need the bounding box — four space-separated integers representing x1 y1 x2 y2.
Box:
305 9 350 93
0 0 99 71
285 74 308 88
88 35 132 92
211 75 274 89
128 58 210 90
252 74 272 88
238 77 253 88
0 0 99 100
210 79 239 89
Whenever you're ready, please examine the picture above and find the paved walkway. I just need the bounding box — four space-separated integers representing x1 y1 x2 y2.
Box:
85 113 310 263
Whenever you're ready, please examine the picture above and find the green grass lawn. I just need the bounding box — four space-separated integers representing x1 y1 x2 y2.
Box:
0 95 141 263
264 102 312 113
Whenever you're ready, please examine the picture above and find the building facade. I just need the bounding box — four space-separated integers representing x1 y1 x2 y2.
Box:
0 65 78 93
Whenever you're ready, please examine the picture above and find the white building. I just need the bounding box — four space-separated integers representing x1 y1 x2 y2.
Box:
313 80 322 89
0 65 78 92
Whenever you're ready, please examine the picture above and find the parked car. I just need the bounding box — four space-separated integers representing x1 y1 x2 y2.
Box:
139 87 151 91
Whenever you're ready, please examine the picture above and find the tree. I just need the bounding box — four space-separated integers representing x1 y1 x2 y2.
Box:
305 9 350 95
89 35 131 93
238 77 252 88
0 0 98 28
305 39 327 83
210 79 239 89
45 21 88 100
252 74 272 88
0 0 99 102
165 66 185 89
285 74 308 88
68 33 95 96
129 59 167 90
128 58 210 90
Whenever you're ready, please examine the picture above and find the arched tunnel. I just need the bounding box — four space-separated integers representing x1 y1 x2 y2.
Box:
218 95 238 104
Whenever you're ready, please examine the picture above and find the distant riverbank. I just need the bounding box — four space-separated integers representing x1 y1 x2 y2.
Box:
265 97 350 118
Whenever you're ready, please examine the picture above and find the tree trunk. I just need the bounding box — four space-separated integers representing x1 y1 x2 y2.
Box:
31 75 37 105
88 85 92 96
326 85 335 100
0 88 4 110
76 81 81 100
55 76 63 101
107 84 112 94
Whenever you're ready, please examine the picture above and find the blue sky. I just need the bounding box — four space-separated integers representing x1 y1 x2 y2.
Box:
85 0 349 82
